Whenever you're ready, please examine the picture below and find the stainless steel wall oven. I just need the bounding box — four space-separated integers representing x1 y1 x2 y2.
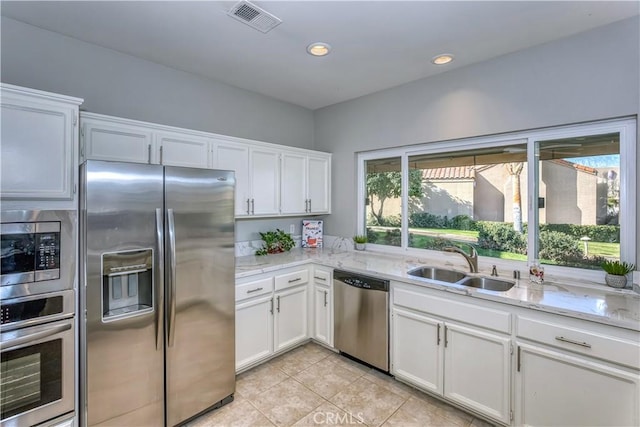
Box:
1 210 76 427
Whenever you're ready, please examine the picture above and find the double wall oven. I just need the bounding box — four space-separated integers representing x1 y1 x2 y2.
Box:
1 210 76 427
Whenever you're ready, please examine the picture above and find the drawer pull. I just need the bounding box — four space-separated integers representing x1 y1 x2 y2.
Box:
314 276 326 281
288 277 302 283
555 336 592 348
246 287 264 294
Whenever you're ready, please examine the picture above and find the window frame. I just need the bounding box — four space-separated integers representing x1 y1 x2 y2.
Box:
356 117 636 283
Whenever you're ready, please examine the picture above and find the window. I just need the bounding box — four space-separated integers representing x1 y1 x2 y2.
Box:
357 118 636 277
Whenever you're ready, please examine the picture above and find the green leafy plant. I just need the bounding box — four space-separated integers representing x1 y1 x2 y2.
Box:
255 229 296 256
353 235 368 244
601 260 635 275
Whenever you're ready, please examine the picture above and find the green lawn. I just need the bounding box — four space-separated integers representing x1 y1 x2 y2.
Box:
586 241 619 258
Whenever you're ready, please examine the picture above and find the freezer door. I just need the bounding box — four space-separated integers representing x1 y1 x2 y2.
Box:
81 160 165 427
164 167 236 426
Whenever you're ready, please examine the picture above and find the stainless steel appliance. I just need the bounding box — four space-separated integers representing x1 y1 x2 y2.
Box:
333 270 389 372
1 210 76 300
1 210 77 427
79 160 236 427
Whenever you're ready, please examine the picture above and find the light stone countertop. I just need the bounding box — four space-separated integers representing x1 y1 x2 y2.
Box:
236 248 640 332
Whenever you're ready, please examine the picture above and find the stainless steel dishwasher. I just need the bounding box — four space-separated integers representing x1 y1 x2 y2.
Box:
333 269 389 372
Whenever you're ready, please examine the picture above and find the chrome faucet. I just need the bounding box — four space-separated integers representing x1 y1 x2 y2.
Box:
444 244 478 273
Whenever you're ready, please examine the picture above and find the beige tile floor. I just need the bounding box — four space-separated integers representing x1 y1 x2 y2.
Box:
186 342 495 427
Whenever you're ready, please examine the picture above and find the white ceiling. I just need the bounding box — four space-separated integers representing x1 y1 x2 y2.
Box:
2 1 638 110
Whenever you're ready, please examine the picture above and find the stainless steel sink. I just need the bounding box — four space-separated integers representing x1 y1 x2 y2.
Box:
457 276 515 292
407 267 467 283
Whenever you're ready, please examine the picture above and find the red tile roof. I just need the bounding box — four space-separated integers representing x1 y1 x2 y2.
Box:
422 166 475 180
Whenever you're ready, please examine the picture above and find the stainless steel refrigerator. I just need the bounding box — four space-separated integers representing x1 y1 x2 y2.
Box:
79 160 236 426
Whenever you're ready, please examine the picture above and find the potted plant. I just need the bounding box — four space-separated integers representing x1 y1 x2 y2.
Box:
353 235 367 251
255 229 296 256
601 260 635 288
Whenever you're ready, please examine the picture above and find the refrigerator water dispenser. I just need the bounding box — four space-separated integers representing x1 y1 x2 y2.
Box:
102 249 153 321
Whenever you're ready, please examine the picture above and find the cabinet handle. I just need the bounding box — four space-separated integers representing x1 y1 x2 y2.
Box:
251 199 255 215
147 144 152 164
159 145 164 165
270 298 274 315
314 276 326 282
555 336 592 348
517 346 521 372
288 277 302 283
437 323 441 346
276 295 280 313
308 199 312 212
305 199 309 212
324 290 328 307
444 325 448 347
246 287 263 294
246 199 251 215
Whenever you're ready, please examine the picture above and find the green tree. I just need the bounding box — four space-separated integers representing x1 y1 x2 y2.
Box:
367 169 424 225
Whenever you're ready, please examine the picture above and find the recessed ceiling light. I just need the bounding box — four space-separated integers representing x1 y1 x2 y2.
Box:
432 54 454 65
307 42 331 57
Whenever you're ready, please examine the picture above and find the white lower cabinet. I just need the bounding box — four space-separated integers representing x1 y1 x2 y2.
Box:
312 268 333 347
392 282 512 424
274 285 309 351
235 267 310 372
444 323 511 424
236 293 274 369
392 308 443 394
516 343 639 426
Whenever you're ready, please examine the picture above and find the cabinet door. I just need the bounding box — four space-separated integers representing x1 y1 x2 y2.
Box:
313 284 331 346
391 308 444 395
307 156 330 213
249 148 280 215
1 97 76 199
82 119 153 164
236 295 274 371
215 142 250 216
274 285 308 352
444 323 511 424
156 131 210 168
280 153 307 214
516 343 639 427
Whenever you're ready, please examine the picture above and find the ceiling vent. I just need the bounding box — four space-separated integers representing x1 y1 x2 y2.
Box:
227 1 282 33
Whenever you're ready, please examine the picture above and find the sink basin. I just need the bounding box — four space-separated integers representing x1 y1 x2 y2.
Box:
458 276 515 292
407 267 466 283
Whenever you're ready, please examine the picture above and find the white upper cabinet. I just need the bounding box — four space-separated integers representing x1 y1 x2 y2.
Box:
81 113 212 168
307 155 331 214
249 147 280 216
281 152 331 215
79 112 331 218
214 141 251 216
154 131 211 168
1 84 82 200
82 116 153 164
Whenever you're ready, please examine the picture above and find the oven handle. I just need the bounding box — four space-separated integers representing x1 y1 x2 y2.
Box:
1 323 71 351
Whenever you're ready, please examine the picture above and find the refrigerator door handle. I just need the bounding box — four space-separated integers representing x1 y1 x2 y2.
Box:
167 208 177 348
155 208 164 351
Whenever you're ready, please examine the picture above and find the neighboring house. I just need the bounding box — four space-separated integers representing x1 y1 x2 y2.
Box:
371 160 615 226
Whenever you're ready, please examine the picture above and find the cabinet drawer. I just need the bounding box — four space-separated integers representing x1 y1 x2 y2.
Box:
236 277 273 301
394 284 510 333
517 316 640 369
275 269 309 291
313 269 331 285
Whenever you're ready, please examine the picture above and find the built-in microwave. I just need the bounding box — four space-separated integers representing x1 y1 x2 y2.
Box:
1 210 76 300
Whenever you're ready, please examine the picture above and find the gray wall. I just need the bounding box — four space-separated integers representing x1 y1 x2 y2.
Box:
0 17 314 149
314 16 640 264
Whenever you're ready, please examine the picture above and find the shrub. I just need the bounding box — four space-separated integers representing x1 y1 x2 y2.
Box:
409 212 447 229
449 214 477 230
476 221 527 254
538 230 583 262
540 224 619 243
380 214 402 228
